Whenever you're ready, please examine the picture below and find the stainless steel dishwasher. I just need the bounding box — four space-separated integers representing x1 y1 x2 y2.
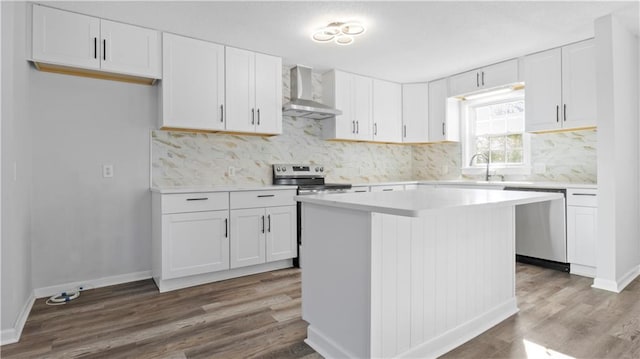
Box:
503 187 568 272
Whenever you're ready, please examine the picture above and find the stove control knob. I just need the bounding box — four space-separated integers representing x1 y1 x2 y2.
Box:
276 167 281 172
320 167 324 172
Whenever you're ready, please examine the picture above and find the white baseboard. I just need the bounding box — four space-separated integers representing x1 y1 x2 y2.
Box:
305 326 357 359
34 270 152 298
400 298 519 359
0 292 35 346
592 265 640 293
570 263 596 278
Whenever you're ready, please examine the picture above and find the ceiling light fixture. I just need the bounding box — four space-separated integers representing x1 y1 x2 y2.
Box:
312 21 365 46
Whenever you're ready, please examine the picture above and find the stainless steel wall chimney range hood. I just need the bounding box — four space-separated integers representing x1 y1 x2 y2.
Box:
282 65 342 120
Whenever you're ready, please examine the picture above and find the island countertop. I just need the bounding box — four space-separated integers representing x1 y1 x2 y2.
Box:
295 187 564 217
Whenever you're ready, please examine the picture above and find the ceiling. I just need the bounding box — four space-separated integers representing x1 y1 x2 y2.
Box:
53 1 639 83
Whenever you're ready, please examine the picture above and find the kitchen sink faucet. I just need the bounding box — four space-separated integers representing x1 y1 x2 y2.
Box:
469 153 490 181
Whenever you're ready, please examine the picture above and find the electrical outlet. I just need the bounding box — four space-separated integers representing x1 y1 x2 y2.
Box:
102 164 114 178
228 166 236 177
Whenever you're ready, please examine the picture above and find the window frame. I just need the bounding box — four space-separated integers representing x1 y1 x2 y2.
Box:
460 89 531 176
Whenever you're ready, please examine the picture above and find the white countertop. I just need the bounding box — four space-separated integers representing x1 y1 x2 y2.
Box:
351 180 597 190
150 185 297 194
295 188 564 217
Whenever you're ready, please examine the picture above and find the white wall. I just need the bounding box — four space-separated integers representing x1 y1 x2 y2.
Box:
29 73 157 289
594 14 640 292
1 1 33 338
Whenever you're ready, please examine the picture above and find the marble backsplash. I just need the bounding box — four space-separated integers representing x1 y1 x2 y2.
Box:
152 65 597 187
412 129 597 183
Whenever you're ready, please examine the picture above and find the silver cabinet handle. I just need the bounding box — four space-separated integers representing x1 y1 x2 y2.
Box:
356 121 359 134
224 218 228 238
476 72 479 87
103 39 106 61
442 122 445 136
382 189 393 192
403 124 407 138
257 109 261 125
482 71 485 86
94 37 97 59
186 197 208 201
374 123 377 136
352 121 356 134
355 190 367 193
257 194 275 198
261 215 265 233
572 193 596 196
220 104 224 123
251 108 255 125
556 105 560 123
267 214 271 232
563 104 567 122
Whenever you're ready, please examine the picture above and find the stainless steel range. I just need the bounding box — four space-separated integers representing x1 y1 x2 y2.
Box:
272 164 351 267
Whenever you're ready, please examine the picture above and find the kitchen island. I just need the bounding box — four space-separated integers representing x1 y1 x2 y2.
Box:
296 188 563 359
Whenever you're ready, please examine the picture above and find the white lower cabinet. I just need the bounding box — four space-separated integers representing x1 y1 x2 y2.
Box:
163 210 229 279
230 190 297 269
230 208 266 268
152 189 296 292
566 188 598 277
266 206 297 262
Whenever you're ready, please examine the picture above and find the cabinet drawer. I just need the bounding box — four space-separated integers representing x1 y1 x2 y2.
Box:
566 188 597 207
230 190 296 209
162 192 228 214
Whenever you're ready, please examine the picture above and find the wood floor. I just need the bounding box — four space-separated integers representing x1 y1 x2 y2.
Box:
2 263 640 358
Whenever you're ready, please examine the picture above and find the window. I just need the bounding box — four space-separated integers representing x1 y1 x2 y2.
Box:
461 89 529 174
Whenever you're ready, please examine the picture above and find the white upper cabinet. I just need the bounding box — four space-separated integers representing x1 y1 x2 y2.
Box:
449 59 519 97
524 39 596 132
322 70 356 140
32 5 161 79
523 48 562 132
32 5 100 69
225 47 282 135
401 83 429 143
353 74 374 141
99 20 161 78
373 79 402 143
160 33 225 131
254 53 283 134
561 40 597 130
428 78 459 142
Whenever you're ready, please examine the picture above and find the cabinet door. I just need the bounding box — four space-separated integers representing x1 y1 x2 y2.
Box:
162 210 229 279
567 206 597 267
230 208 266 268
524 48 562 132
448 69 480 97
225 47 256 133
323 71 356 140
481 60 519 90
32 5 100 69
401 83 429 143
428 78 449 142
161 33 225 131
373 79 402 143
266 206 296 262
100 20 161 78
561 40 596 129
254 53 282 135
353 74 373 140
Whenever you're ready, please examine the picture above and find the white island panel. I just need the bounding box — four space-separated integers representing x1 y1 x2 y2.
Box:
299 188 553 358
